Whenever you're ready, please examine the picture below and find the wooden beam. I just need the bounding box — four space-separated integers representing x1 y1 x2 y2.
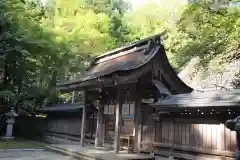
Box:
80 90 87 146
114 86 123 153
95 104 104 147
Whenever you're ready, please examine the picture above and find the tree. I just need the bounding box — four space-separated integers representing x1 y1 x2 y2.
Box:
123 0 239 71
0 0 128 111
169 2 240 69
0 0 239 112
81 0 132 46
0 0 65 109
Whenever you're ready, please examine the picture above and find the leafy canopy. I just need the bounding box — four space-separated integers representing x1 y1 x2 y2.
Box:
0 0 239 111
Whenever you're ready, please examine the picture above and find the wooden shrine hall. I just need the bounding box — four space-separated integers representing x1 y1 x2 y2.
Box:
56 34 192 154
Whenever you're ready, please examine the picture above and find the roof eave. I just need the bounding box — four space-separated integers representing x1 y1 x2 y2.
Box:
152 90 240 109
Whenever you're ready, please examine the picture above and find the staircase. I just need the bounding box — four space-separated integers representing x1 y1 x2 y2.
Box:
0 114 6 136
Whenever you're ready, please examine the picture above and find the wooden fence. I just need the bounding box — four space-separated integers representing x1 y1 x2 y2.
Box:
44 116 96 142
140 108 236 159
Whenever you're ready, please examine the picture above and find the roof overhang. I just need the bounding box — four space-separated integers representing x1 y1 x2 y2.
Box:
152 90 240 110
56 63 150 92
38 103 97 113
56 44 161 92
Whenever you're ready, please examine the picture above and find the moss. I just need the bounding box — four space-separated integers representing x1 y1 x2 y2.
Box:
0 139 46 149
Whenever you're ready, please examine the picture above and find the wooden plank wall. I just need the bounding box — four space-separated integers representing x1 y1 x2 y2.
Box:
45 117 96 137
141 111 237 158
141 107 154 152
153 120 236 152
141 107 154 143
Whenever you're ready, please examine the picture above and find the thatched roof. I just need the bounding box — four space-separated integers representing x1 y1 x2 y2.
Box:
56 34 192 94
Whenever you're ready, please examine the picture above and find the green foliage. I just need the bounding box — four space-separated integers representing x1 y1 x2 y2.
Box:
123 0 186 40
172 2 240 69
0 90 17 107
123 1 239 71
0 0 132 110
0 0 239 112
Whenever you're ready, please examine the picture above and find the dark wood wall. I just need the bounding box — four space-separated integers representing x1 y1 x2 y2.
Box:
140 107 236 160
44 114 96 141
153 120 236 150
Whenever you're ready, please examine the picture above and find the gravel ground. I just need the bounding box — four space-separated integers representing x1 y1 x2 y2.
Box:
0 150 77 160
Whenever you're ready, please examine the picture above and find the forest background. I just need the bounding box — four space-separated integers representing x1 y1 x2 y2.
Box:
0 0 239 112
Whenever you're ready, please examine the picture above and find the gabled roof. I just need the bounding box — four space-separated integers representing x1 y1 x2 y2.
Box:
152 90 240 108
57 34 192 94
86 44 155 80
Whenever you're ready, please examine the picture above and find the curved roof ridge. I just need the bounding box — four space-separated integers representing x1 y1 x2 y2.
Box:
95 33 162 60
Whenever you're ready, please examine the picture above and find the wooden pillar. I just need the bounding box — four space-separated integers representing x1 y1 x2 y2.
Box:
100 108 104 145
137 108 143 152
95 104 104 147
114 86 123 153
152 120 156 154
134 85 142 153
71 90 75 104
80 90 87 146
90 113 95 142
221 123 225 151
102 118 106 145
148 107 154 153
